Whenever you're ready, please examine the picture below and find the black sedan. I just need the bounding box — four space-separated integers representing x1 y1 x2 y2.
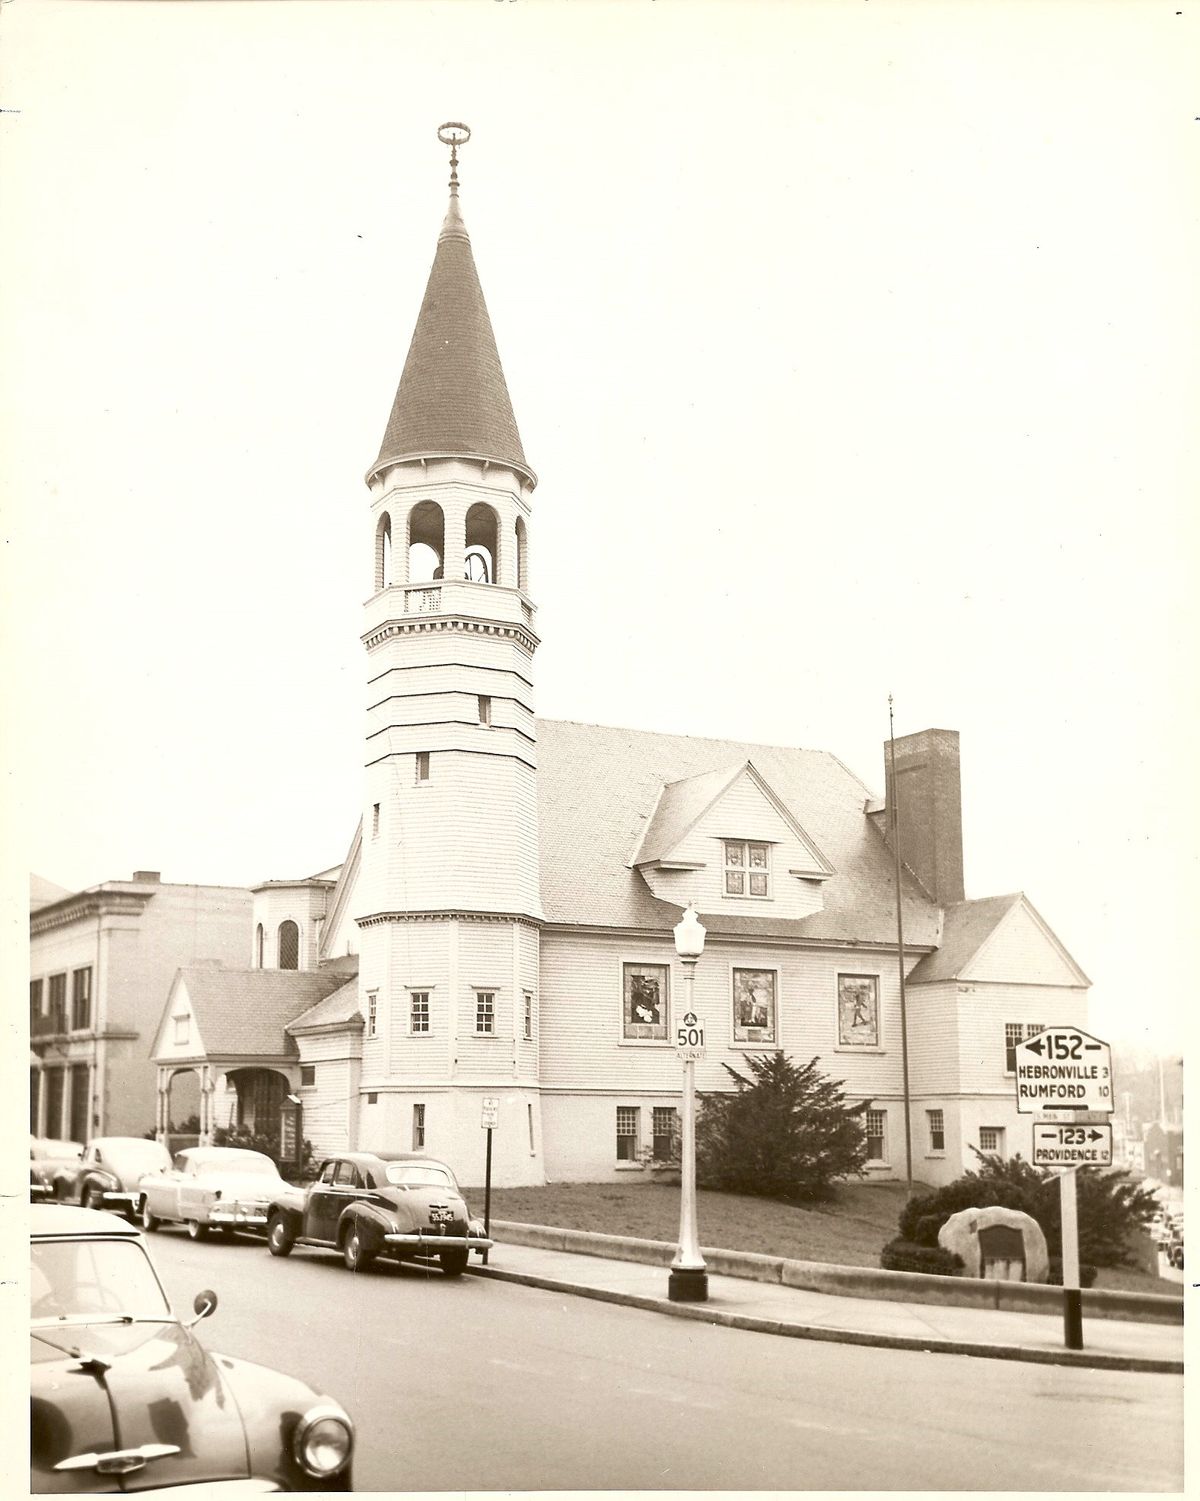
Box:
30 1204 355 1492
266 1152 491 1277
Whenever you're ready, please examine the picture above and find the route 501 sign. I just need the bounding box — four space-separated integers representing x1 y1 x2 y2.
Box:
675 1012 706 1062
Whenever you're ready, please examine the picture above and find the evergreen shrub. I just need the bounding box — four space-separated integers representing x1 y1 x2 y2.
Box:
880 1238 964 1276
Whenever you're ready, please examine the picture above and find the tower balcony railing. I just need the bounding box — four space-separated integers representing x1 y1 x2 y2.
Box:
365 579 537 636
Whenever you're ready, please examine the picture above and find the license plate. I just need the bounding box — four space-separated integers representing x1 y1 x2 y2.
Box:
429 1207 453 1224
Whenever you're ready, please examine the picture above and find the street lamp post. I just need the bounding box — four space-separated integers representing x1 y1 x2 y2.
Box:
669 904 708 1303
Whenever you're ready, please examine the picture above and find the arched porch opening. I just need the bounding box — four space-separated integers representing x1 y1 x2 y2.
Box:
163 1068 201 1155
223 1067 290 1155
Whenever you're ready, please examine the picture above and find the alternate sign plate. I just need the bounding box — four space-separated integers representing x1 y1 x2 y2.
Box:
675 1011 707 1062
1014 1027 1113 1114
1032 1121 1113 1168
480 1096 499 1130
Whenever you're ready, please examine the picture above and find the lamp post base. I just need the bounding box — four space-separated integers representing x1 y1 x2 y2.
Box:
668 1266 709 1303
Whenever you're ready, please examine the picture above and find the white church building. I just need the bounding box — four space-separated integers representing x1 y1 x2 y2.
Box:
150 130 1090 1189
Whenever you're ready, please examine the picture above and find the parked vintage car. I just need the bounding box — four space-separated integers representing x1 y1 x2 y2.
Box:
30 1137 83 1200
52 1136 173 1217
30 1203 354 1491
266 1152 491 1276
138 1146 293 1240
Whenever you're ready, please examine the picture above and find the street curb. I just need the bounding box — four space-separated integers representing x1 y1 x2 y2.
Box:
490 1221 1185 1325
468 1263 1184 1375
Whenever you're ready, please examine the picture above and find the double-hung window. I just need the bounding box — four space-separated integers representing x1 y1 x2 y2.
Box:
475 991 495 1035
652 1107 677 1163
616 1107 640 1162
723 840 770 898
523 991 533 1040
1005 1021 1045 1074
410 991 430 1034
865 1109 887 1163
412 1103 426 1150
71 967 92 1030
927 1109 945 1153
366 990 379 1038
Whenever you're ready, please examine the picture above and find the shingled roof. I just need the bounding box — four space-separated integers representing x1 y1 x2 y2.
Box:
369 189 530 485
535 719 940 948
174 969 350 1058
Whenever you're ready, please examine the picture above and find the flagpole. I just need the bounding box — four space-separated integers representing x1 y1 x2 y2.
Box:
889 696 914 1195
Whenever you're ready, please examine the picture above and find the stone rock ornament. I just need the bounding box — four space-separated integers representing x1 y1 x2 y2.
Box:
938 1206 1050 1282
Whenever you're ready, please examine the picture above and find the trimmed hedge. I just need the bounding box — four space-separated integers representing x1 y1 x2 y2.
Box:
880 1238 964 1276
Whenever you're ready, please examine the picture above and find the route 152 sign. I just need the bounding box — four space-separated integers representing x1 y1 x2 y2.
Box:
675 1012 706 1062
1013 1027 1112 1114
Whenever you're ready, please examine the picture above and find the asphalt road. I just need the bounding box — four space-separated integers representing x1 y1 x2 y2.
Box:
149 1228 1184 1493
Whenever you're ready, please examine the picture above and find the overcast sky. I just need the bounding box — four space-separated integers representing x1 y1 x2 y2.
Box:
3 1 1195 1052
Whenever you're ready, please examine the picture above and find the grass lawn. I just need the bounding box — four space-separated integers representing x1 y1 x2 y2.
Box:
466 1179 1182 1297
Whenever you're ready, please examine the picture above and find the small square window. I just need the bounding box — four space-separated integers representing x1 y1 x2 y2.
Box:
980 1126 1005 1156
416 751 430 783
724 840 771 898
475 991 495 1035
367 1092 378 1105
413 1103 426 1150
300 1065 316 1087
410 991 430 1034
616 1106 640 1162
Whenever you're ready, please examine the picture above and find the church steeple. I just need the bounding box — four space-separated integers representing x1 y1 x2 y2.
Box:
369 123 533 488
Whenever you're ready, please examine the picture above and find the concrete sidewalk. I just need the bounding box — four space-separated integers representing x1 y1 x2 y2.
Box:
469 1240 1184 1374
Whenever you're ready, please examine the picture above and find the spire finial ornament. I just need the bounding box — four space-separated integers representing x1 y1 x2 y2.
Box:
438 121 471 195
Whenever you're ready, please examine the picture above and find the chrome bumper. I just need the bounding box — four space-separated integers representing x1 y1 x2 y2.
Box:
384 1231 493 1250
209 1205 270 1227
101 1191 139 1210
134 1482 281 1495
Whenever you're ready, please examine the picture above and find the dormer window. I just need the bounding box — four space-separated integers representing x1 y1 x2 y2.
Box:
724 841 770 898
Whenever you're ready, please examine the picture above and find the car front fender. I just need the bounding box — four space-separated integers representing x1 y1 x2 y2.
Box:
210 1349 353 1492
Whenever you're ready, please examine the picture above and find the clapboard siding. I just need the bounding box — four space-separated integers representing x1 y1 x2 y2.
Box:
905 980 961 1094
296 1056 357 1156
360 756 540 916
964 902 1086 986
538 930 926 1100
955 981 1088 1092
642 772 827 921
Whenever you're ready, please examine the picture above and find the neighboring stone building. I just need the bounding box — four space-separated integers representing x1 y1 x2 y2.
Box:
29 872 252 1141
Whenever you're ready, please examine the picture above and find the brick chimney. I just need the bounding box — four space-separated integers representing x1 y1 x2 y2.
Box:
883 729 964 905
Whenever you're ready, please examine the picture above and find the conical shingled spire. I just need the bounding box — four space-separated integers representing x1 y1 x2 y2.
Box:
369 148 531 487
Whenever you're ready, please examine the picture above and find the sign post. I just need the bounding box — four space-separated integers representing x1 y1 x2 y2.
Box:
480 1096 499 1265
1013 1027 1114 1353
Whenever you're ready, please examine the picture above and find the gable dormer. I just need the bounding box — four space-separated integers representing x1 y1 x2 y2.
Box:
629 760 834 919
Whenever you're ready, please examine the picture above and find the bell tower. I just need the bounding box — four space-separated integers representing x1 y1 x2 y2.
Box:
356 125 544 1182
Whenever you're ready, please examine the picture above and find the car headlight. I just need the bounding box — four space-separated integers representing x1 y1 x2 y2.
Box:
293 1404 353 1478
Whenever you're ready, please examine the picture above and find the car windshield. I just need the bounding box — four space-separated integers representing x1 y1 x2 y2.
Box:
384 1163 455 1190
31 1238 172 1326
196 1155 276 1177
